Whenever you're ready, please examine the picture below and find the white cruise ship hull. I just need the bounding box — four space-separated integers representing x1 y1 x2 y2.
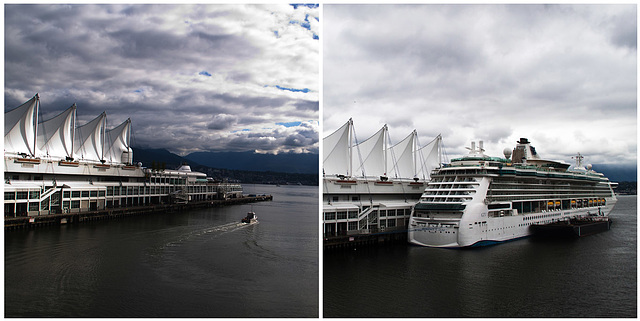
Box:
409 200 617 248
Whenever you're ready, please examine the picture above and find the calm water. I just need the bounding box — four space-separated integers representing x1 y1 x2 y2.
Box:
324 195 637 318
5 184 318 318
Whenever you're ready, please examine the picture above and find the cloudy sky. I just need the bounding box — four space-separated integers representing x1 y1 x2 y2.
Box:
5 4 319 156
324 4 636 167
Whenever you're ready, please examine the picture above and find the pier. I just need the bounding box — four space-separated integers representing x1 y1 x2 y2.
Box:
530 217 612 238
5 194 272 230
324 227 408 250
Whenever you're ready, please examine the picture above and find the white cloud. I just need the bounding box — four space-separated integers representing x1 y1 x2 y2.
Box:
324 4 636 166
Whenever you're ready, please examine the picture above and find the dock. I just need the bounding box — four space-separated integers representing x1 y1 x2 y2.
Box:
5 194 272 230
530 217 612 238
324 227 408 250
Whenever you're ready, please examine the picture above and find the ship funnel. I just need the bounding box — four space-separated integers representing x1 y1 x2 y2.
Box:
471 141 476 151
479 141 484 151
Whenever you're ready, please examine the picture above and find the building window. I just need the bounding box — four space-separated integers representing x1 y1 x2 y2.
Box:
29 202 39 211
5 192 15 200
90 191 98 197
63 191 71 199
72 191 81 198
40 198 49 211
98 191 105 197
324 212 336 220
348 211 357 219
29 191 40 199
16 192 28 200
71 200 80 209
337 211 347 220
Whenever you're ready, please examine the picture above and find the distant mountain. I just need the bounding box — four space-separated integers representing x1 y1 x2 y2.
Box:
185 151 319 174
131 147 318 185
132 148 200 170
592 164 637 182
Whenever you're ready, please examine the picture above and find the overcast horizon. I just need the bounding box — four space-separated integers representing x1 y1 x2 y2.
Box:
5 4 319 156
324 4 637 167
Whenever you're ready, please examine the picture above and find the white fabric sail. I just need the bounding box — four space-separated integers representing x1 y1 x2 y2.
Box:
416 135 441 180
352 125 386 177
104 119 131 164
386 131 415 179
323 120 351 176
74 112 106 162
37 104 76 160
4 95 39 156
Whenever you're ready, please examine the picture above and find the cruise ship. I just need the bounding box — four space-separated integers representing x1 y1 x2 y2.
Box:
4 94 242 217
323 119 443 237
408 138 617 248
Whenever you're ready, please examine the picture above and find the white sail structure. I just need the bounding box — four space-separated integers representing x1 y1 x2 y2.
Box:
415 135 442 180
323 119 352 176
4 94 39 157
74 112 106 162
104 118 132 164
352 125 387 178
386 131 416 179
37 104 76 160
323 119 444 181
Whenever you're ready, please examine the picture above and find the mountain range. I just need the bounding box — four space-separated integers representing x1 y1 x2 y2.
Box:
132 147 319 185
185 151 318 174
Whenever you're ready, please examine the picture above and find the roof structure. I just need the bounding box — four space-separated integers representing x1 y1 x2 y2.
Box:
37 104 76 159
4 94 132 165
323 119 442 180
4 94 39 157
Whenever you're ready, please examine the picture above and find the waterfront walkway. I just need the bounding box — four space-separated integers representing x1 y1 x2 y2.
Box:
5 195 273 230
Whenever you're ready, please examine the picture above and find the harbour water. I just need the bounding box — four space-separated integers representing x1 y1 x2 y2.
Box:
324 195 637 318
5 184 318 318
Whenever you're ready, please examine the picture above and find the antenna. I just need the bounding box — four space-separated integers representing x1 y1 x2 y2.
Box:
572 152 584 168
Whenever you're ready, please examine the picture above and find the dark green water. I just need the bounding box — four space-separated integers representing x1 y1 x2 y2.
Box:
324 195 637 318
5 184 318 317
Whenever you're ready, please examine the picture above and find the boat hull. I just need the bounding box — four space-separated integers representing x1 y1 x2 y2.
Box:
409 203 616 248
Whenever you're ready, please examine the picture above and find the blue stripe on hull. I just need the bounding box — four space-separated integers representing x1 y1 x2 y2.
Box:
468 235 530 248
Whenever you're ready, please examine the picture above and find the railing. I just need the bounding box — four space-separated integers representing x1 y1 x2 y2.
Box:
39 186 58 202
357 207 375 230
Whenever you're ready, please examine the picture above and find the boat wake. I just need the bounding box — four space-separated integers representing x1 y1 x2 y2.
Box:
160 221 258 249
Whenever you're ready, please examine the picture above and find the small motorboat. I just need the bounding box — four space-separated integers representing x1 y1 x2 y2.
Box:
241 211 258 224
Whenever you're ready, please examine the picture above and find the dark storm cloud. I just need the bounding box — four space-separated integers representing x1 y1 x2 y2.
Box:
293 100 319 111
5 4 319 155
207 114 238 130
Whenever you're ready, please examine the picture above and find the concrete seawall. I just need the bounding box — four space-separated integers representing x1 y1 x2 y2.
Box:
5 195 273 230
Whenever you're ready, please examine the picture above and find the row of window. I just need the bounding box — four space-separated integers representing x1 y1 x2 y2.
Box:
148 177 187 185
5 184 220 201
324 218 408 232
324 209 410 221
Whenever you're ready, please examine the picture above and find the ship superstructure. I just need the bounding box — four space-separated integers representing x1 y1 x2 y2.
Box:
408 138 617 247
323 119 443 237
4 94 242 217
